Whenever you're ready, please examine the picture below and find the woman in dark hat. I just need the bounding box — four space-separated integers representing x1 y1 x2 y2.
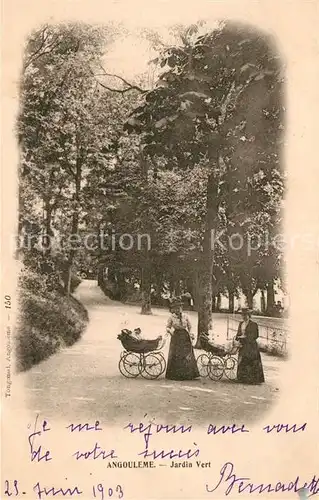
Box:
165 297 200 380
235 308 265 384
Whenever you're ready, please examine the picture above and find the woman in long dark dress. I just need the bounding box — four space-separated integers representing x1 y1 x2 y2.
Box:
235 308 265 384
165 298 200 380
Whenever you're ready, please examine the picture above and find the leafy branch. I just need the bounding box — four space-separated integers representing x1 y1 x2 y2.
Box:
92 65 147 94
24 26 65 70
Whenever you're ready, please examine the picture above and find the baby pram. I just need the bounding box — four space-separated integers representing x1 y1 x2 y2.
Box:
200 334 228 357
196 333 238 381
117 329 166 379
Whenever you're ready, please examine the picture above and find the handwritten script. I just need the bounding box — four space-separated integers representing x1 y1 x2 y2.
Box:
206 462 318 497
2 415 314 499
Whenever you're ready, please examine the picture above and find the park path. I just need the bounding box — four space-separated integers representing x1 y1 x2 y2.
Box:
20 280 284 427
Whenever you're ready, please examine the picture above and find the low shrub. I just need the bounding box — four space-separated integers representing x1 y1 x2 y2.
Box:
122 289 142 303
99 280 117 300
15 268 88 372
69 295 89 322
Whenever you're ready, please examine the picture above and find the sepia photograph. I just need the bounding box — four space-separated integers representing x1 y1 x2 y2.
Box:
15 18 287 428
2 1 319 498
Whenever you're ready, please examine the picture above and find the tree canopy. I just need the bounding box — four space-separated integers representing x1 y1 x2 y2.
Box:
18 20 286 331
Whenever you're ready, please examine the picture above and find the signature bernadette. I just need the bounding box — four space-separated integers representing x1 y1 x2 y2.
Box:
205 462 319 497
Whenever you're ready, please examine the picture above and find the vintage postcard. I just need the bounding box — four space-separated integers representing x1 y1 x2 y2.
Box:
1 0 318 499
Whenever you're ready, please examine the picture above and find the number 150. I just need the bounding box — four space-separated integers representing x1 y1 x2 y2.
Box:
4 295 11 309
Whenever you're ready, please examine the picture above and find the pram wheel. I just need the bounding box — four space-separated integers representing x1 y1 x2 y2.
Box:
140 353 166 379
156 352 167 368
208 356 224 380
224 356 237 380
118 352 140 378
197 353 211 377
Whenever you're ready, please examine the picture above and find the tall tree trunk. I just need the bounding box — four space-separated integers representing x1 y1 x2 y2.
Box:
140 261 152 314
141 257 152 315
43 200 53 256
117 272 126 300
195 173 218 347
266 280 275 315
171 272 181 296
97 266 104 287
260 289 266 314
228 288 235 313
211 294 216 312
139 146 152 315
244 288 254 309
193 269 200 311
216 292 221 311
64 160 82 296
64 212 79 296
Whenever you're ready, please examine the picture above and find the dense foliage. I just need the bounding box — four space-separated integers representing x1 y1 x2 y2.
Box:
16 267 88 371
125 21 285 335
18 21 285 359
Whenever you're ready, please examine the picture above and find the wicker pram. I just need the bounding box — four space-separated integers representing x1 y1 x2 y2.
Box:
117 329 166 379
199 334 228 357
196 334 239 381
117 329 163 354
